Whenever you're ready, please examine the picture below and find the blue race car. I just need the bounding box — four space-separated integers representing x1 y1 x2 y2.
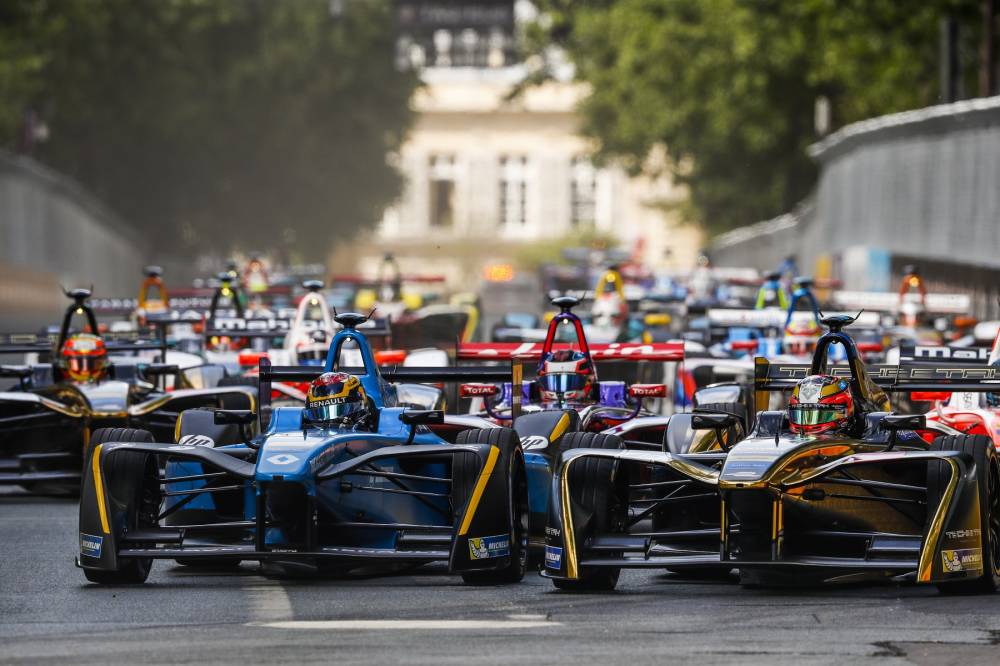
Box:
78 312 528 585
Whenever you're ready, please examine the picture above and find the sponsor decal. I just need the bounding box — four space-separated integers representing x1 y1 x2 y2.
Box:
461 384 498 397
520 435 549 452
630 384 667 398
468 534 510 560
911 345 989 362
80 533 103 558
178 434 215 448
309 448 338 473
721 460 772 479
941 548 983 573
266 454 300 465
211 317 291 333
545 526 560 537
773 365 1000 381
945 528 981 541
545 545 563 569
798 383 821 404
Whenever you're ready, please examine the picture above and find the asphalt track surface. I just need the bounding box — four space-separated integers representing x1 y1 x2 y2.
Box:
2 494 1000 665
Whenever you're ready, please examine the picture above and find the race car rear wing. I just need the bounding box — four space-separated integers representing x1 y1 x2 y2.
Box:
0 332 166 357
754 357 1000 393
456 341 685 362
203 316 392 340
831 291 970 314
706 308 881 329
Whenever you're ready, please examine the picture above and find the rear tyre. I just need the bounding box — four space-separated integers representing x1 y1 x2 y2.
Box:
82 428 158 585
453 428 528 585
927 434 1000 594
551 432 624 592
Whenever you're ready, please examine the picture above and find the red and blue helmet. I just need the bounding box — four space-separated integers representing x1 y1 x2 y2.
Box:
537 349 595 403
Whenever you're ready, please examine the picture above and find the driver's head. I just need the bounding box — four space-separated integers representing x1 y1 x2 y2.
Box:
303 372 370 429
788 374 854 435
537 350 593 403
58 333 108 383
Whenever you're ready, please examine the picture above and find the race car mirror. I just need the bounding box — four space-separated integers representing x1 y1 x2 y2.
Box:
181 364 228 390
0 365 32 390
690 411 741 452
690 412 740 431
881 413 926 431
881 413 926 452
629 384 668 399
460 383 499 399
399 409 444 426
214 409 256 446
214 409 255 426
399 409 445 445
910 391 951 403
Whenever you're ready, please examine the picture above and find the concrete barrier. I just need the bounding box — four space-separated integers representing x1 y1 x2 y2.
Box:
711 96 1000 319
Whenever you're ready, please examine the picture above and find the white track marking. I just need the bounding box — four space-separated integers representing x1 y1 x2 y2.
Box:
252 619 560 630
245 582 293 621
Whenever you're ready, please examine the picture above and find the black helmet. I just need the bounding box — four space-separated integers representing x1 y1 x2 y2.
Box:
303 372 370 429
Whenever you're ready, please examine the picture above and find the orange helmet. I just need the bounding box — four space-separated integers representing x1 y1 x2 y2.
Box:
59 333 108 383
788 374 854 435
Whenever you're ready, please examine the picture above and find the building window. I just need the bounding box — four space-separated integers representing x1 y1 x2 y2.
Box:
571 156 597 226
429 154 455 228
499 155 528 228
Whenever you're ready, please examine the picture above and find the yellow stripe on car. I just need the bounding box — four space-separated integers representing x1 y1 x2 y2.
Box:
918 457 961 582
549 413 571 444
560 457 579 579
457 445 500 536
92 444 111 534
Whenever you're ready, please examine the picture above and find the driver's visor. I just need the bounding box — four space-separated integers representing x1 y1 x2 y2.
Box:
304 400 364 424
541 373 586 394
67 356 104 374
788 404 845 426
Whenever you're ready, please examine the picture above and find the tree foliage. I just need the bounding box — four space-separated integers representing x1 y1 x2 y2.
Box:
531 0 985 234
1 0 416 259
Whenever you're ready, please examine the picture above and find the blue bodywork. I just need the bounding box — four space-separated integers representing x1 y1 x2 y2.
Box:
80 318 524 572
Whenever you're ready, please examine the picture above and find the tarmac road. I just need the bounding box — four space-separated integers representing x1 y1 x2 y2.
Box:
2 494 1000 665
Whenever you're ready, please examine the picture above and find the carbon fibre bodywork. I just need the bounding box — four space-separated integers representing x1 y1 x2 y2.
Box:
0 291 256 493
543 318 999 588
0 376 255 492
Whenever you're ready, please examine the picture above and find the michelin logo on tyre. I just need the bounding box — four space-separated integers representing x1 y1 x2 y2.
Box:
941 548 982 573
80 533 103 558
468 534 510 560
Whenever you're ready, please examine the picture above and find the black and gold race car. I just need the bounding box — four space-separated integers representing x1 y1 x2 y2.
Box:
543 315 1000 593
0 289 255 495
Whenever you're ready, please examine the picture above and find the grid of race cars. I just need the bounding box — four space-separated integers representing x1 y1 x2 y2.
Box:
2 254 1000 594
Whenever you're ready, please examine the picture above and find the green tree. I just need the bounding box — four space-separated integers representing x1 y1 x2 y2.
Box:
531 0 984 234
2 0 416 259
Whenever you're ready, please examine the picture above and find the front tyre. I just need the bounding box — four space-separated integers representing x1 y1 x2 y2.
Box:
928 434 1000 594
82 428 158 585
453 427 528 585
551 432 624 592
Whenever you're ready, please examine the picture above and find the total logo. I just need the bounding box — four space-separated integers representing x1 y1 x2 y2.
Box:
266 454 300 465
